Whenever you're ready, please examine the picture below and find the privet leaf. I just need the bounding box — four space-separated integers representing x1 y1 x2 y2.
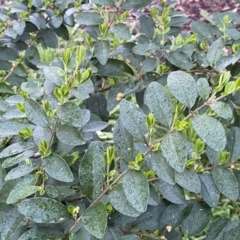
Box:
167 51 194 70
44 153 74 182
197 78 211 100
70 226 90 240
91 0 115 6
192 115 226 152
206 37 224 66
18 197 70 223
82 202 107 239
75 12 103 25
57 102 83 127
150 151 175 185
110 23 131 40
210 102 233 120
167 71 198 108
94 40 110 65
120 99 148 143
223 220 240 240
144 82 173 127
122 0 151 10
0 122 28 138
199 173 220 208
79 141 105 200
43 66 64 86
156 180 185 204
113 118 134 164
161 131 188 172
122 170 149 213
227 127 240 162
182 202 212 236
25 98 49 127
212 166 239 201
139 14 155 39
175 169 201 193
109 184 141 217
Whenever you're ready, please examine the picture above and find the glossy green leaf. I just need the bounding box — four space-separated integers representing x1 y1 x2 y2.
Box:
227 127 240 162
51 15 63 28
18 227 63 240
156 180 185 204
5 164 37 181
113 118 134 164
25 98 49 127
95 59 134 77
161 131 188 173
38 28 58 48
0 208 24 240
132 42 159 55
206 217 231 240
45 185 58 198
120 99 148 143
94 40 110 65
212 166 239 201
33 126 52 145
82 202 107 239
0 82 14 94
70 226 90 240
0 46 19 61
148 184 160 206
223 220 240 240
139 14 155 39
75 12 103 25
57 102 83 127
175 169 201 193
18 197 71 223
144 81 173 127
122 0 151 10
210 102 233 120
0 122 28 138
70 79 94 100
192 115 226 152
43 66 65 86
0 141 35 158
79 141 105 200
197 78 211 100
109 184 141 217
29 13 46 29
110 23 131 40
82 121 108 132
142 58 159 72
120 235 140 240
56 124 86 146
91 0 115 6
206 38 224 66
199 173 220 208
150 151 175 185
167 51 194 70
122 170 149 213
44 153 74 182
182 202 212 236
167 71 198 108
6 175 38 204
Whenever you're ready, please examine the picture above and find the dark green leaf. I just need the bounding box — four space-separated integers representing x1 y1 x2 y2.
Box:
29 13 46 29
33 126 52 145
100 227 123 240
0 141 35 158
57 102 83 127
25 98 49 127
0 47 19 61
150 151 175 185
156 180 185 204
167 51 194 70
223 220 240 240
75 12 103 25
199 173 220 208
45 185 58 198
206 38 224 66
110 23 131 40
120 235 140 240
0 82 13 94
0 122 27 138
206 217 231 240
70 226 90 240
210 102 233 120
122 0 151 10
43 66 65 86
182 202 212 236
161 131 188 173
120 99 148 143
18 197 71 223
38 28 58 48
70 79 94 100
109 184 141 217
54 24 69 40
82 121 108 132
79 141 105 200
0 60 12 70
91 0 115 6
132 42 159 55
83 202 107 239
122 170 149 213
227 127 240 162
94 40 110 65
51 15 63 28
139 14 155 39
144 81 173 127
148 184 160 206
167 71 198 108
192 115 226 152
212 166 239 201
206 146 219 166
18 227 63 240
95 59 134 77
175 169 201 193
142 58 159 72
197 78 211 100
44 153 74 182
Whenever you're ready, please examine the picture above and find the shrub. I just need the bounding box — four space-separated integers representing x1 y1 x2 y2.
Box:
0 0 240 239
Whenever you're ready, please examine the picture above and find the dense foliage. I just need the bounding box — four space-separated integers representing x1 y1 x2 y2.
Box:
1 0 240 239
